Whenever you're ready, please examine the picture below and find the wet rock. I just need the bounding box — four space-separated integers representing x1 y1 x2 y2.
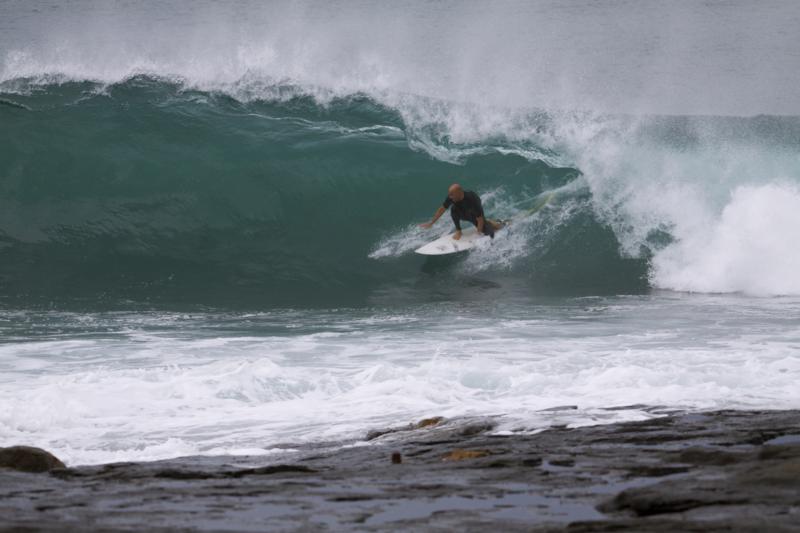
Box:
2 410 800 531
404 447 432 457
601 403 655 412
152 464 316 480
538 405 578 412
0 446 65 473
758 443 800 461
737 451 800 486
442 449 491 461
415 416 444 429
623 465 689 477
365 416 446 440
456 420 495 436
669 446 747 466
599 438 800 519
598 485 737 516
231 464 316 477
487 459 513 468
365 427 396 441
522 456 543 467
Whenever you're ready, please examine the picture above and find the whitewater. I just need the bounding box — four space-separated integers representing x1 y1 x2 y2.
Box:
1 0 799 466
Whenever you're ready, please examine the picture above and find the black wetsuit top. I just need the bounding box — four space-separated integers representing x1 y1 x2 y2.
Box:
443 190 494 237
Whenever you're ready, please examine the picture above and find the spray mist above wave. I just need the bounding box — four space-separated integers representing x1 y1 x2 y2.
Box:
3 0 800 115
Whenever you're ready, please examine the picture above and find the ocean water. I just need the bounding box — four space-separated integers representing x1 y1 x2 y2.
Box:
1 0 799 466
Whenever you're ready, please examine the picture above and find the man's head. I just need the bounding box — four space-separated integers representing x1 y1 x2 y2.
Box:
447 183 465 202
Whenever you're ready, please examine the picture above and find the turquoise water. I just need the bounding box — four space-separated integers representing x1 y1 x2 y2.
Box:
1 78 643 306
2 79 799 306
1 0 799 465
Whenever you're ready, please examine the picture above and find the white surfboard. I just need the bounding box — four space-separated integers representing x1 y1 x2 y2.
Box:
415 227 489 255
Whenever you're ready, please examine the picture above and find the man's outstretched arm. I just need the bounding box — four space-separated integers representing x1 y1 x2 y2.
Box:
419 206 446 229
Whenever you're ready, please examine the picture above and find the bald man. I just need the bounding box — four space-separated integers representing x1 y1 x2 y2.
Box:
419 183 502 240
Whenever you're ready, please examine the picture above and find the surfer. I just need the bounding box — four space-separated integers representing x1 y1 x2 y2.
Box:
419 183 502 240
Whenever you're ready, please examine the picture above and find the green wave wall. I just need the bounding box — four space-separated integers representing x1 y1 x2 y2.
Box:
0 78 646 308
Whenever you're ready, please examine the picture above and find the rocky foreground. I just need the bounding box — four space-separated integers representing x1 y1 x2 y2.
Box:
1 409 799 532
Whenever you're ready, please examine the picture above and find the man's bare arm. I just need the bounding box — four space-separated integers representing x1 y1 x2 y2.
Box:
419 206 446 228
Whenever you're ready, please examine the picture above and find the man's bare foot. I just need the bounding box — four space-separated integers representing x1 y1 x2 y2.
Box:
452 230 462 240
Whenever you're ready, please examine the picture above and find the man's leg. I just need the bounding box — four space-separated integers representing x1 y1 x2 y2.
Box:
468 215 494 237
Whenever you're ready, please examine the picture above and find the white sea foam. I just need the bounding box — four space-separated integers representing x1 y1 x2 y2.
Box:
1 302 799 466
368 223 435 260
650 183 800 295
550 113 800 296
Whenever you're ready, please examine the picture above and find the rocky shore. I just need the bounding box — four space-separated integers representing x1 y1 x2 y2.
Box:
1 409 799 532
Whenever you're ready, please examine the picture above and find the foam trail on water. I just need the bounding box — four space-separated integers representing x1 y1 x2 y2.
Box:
2 303 799 466
368 224 434 260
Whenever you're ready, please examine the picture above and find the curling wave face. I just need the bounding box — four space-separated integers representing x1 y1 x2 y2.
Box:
1 76 799 306
2 0 800 306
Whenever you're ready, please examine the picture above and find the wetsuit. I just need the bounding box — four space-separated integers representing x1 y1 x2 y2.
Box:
443 190 495 238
